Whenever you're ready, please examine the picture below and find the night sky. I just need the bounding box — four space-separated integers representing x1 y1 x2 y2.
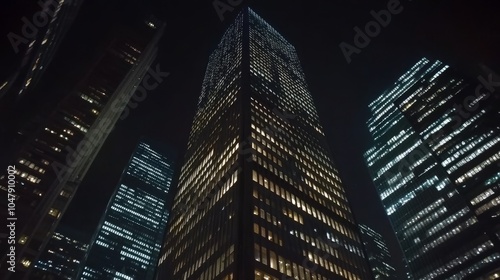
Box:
3 0 500 277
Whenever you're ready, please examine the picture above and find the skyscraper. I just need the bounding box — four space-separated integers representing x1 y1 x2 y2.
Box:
157 8 372 280
33 225 89 280
358 224 396 280
79 139 176 279
0 0 84 102
0 15 165 279
365 58 500 279
0 0 85 155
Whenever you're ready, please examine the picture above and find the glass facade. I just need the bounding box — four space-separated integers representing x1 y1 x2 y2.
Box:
0 16 164 279
365 58 500 279
358 224 396 280
80 140 175 279
157 8 372 280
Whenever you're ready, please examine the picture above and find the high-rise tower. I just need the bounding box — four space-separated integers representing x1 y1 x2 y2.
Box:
33 225 88 280
0 0 85 159
358 224 396 280
157 8 372 280
80 140 176 279
0 15 165 279
0 0 84 102
365 58 500 279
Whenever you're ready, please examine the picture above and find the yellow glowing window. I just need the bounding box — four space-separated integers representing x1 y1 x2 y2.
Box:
48 208 60 218
21 258 31 267
18 235 28 245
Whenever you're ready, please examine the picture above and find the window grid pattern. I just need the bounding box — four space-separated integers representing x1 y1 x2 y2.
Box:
365 58 500 279
249 8 370 280
158 8 371 280
81 141 175 280
0 19 162 276
158 11 243 280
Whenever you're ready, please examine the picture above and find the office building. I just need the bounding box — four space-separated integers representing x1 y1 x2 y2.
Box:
0 14 165 279
365 58 500 279
80 140 176 279
0 0 84 102
358 224 396 279
157 8 372 280
0 0 85 153
33 225 88 280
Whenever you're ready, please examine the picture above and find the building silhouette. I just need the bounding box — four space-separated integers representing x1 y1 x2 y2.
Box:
358 224 396 280
157 8 372 280
0 13 165 279
364 58 500 279
80 140 176 279
0 0 85 160
0 0 84 102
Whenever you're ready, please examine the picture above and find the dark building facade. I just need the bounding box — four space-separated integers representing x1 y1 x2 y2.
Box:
32 225 88 280
365 58 500 279
79 140 175 279
157 8 372 280
0 14 165 279
0 0 84 102
358 224 396 280
0 0 85 154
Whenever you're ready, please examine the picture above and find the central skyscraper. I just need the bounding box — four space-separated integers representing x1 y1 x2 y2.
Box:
157 8 372 280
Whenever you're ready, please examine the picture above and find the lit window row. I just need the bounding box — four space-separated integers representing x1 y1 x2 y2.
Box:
475 196 500 215
18 158 46 174
455 151 500 184
253 223 283 246
185 244 234 280
414 217 478 259
421 240 495 280
12 167 41 184
252 171 358 243
254 243 359 280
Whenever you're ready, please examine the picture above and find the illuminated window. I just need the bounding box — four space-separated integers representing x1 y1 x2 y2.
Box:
48 208 60 218
19 235 28 245
21 258 31 267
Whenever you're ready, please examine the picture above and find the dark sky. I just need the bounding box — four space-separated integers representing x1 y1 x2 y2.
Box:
4 0 499 278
